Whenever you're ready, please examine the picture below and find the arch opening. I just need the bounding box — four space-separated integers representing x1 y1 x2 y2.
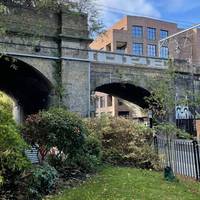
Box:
95 83 150 108
92 82 151 123
0 91 23 123
0 55 53 120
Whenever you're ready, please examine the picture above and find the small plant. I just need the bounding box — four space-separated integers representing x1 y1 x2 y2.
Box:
25 163 58 200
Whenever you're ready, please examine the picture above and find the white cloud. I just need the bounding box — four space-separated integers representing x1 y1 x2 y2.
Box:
97 0 161 27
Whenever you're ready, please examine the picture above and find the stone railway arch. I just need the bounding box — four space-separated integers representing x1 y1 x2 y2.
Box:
0 55 53 119
94 82 151 109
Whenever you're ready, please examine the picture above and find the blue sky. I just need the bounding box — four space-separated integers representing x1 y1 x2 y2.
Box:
97 0 200 29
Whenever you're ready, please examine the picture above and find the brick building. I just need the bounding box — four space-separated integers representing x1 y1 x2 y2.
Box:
95 92 148 124
90 15 200 64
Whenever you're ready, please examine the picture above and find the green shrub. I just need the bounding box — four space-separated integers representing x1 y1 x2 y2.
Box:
0 176 3 186
23 107 102 173
25 163 58 200
0 92 13 114
0 109 30 187
0 106 15 125
86 116 159 169
22 107 87 162
83 136 102 159
154 122 191 139
65 136 102 173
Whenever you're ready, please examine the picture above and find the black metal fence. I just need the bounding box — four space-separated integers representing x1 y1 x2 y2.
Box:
153 135 200 181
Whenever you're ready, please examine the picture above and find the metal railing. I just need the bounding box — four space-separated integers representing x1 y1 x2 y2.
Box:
154 135 200 180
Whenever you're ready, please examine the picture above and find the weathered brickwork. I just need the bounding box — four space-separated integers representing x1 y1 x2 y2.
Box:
1 6 200 121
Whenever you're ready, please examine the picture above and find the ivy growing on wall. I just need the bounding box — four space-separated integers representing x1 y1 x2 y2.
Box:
52 61 64 107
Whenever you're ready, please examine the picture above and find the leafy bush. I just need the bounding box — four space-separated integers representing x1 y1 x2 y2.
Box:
0 91 13 114
0 109 30 187
0 176 3 186
64 136 102 173
23 107 102 173
0 105 15 125
154 122 191 139
25 163 58 200
22 107 87 162
86 116 159 169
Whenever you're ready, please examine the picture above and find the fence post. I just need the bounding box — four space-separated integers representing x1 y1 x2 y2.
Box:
192 140 200 181
154 135 158 155
196 141 200 181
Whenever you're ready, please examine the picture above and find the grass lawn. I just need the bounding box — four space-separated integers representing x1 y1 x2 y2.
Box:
49 166 200 200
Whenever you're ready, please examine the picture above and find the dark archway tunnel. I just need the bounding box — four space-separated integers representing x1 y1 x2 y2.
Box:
95 82 151 109
0 55 52 117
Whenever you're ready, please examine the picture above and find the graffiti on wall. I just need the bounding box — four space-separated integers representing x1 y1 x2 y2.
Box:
176 106 193 119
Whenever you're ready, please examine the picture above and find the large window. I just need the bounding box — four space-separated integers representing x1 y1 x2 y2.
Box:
147 27 156 40
147 44 156 57
107 95 112 107
132 43 143 56
160 30 168 39
100 96 105 108
95 99 99 108
160 46 169 58
132 26 143 38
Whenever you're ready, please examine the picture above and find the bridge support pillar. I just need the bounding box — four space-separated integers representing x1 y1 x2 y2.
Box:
58 10 91 117
62 60 90 117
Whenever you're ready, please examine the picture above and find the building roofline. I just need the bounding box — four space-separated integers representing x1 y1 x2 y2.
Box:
95 15 178 38
106 16 128 31
126 15 177 26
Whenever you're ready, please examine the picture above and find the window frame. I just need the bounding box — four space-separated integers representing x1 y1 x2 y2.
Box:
132 43 143 56
132 26 143 38
160 29 168 40
160 46 169 58
107 95 113 107
147 44 157 57
100 96 105 108
147 27 156 41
